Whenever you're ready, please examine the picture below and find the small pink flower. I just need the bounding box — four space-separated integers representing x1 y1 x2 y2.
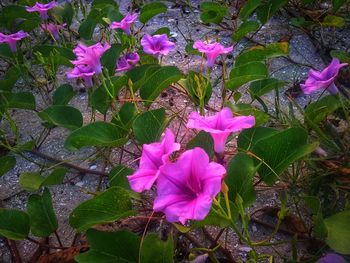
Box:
71 42 110 74
26 1 57 20
300 58 348 95
41 23 65 39
116 52 140 72
154 147 226 224
193 40 233 67
66 65 95 87
141 34 175 57
187 107 255 153
127 128 180 193
110 13 138 35
317 253 346 263
0 31 29 52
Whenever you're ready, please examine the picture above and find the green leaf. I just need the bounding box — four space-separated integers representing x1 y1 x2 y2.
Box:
53 84 76 105
38 105 83 131
185 41 201 56
109 165 133 189
139 2 167 24
0 155 16 177
112 102 137 131
238 127 317 184
79 9 100 40
0 5 40 31
0 66 20 92
0 44 14 59
141 233 174 263
19 172 46 191
69 187 133 231
186 131 214 158
27 188 58 237
304 95 341 126
153 27 171 36
75 229 140 262
191 206 232 228
62 2 74 25
139 66 182 106
240 0 262 20
303 196 327 238
185 71 212 106
226 62 268 90
65 122 128 151
233 20 260 41
92 0 118 8
8 92 36 110
43 168 67 186
322 15 345 27
257 0 288 24
332 0 346 11
226 153 257 207
126 64 158 87
228 103 269 126
324 210 350 254
249 78 285 97
330 50 350 64
101 43 123 75
0 209 30 240
133 108 166 144
200 2 228 24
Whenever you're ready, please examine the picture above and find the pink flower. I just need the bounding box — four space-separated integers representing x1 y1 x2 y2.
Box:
193 40 233 67
317 253 346 263
0 31 29 52
127 129 180 192
300 58 348 95
141 34 175 57
110 13 138 35
153 147 226 224
41 23 65 39
26 1 57 20
71 42 110 74
116 52 140 72
187 107 255 153
66 65 95 87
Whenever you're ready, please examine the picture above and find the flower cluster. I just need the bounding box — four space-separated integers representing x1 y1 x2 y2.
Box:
128 108 255 224
0 31 28 52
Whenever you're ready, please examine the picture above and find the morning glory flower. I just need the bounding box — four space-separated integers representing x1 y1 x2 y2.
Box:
317 253 346 263
41 23 66 40
71 42 110 74
193 40 233 67
127 128 180 193
154 147 226 224
26 1 57 20
300 58 348 95
141 34 175 57
187 107 255 153
116 52 140 72
66 65 95 87
110 13 138 35
0 31 29 52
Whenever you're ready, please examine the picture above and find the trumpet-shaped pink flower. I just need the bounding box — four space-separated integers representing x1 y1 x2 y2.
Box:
154 147 226 224
116 52 140 72
187 107 255 153
127 128 180 192
141 34 175 57
193 40 233 67
300 58 348 95
0 31 29 52
66 65 95 87
41 23 65 39
110 13 138 35
71 42 110 74
26 1 57 20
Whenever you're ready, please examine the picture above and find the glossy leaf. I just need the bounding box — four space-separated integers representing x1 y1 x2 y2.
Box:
19 172 46 191
257 0 288 24
8 92 36 110
79 9 100 40
240 0 262 20
332 0 347 11
101 43 123 75
228 103 269 126
109 165 133 189
0 209 30 240
43 168 68 186
233 20 260 41
249 78 285 97
304 95 341 125
92 0 118 8
185 71 212 106
0 66 20 92
200 2 228 24
0 155 16 177
69 187 133 231
53 84 76 105
133 108 166 144
112 102 137 131
186 131 214 158
139 2 167 24
27 188 58 237
141 233 174 263
75 229 140 262
65 122 128 151
38 105 83 130
330 50 350 64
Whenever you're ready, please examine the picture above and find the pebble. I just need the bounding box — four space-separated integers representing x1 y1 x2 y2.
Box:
75 181 84 187
89 164 97 170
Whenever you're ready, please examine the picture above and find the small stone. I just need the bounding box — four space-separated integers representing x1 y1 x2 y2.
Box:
75 181 84 187
252 225 257 232
89 164 97 170
239 246 252 253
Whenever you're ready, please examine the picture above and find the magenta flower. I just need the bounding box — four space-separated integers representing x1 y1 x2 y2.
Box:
141 34 175 57
300 58 348 95
187 107 255 153
26 1 57 20
110 13 138 35
41 23 65 40
71 42 110 74
66 65 95 87
127 128 180 192
317 253 346 263
153 147 226 224
116 52 140 72
0 31 29 52
193 40 233 67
